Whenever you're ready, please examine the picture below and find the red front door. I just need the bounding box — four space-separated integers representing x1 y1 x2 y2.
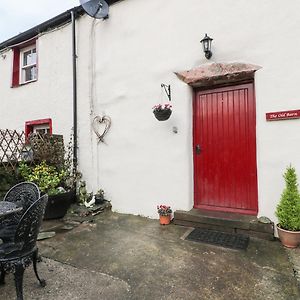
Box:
193 83 258 215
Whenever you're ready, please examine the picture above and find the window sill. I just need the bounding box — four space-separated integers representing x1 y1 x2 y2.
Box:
21 79 38 85
12 79 38 88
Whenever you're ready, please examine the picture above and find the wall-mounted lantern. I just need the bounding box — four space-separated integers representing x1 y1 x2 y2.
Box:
200 33 213 59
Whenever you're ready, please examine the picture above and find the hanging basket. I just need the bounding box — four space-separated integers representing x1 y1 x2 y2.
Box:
153 109 172 121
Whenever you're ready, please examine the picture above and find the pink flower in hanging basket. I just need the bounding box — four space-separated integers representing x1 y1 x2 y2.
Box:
152 104 172 121
152 103 172 111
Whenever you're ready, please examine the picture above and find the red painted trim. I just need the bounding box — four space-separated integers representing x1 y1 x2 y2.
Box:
12 48 20 87
192 90 198 204
11 39 37 88
25 118 52 138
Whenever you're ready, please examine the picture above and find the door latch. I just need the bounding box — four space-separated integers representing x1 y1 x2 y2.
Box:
195 144 201 154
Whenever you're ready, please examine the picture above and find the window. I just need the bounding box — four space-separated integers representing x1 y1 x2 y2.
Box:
12 40 37 87
32 124 50 135
20 45 37 83
25 118 52 138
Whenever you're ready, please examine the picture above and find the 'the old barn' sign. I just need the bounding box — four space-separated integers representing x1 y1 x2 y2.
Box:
266 109 300 121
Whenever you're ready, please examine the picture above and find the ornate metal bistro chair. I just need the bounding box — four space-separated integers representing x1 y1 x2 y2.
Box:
3 182 40 210
0 194 48 300
0 182 40 242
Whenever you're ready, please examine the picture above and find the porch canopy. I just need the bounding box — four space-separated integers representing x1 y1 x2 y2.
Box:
175 62 261 88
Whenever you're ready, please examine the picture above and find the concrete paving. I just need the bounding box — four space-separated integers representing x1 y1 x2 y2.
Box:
0 258 130 300
1 211 300 299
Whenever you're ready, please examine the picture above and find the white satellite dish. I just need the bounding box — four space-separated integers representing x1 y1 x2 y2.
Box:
80 0 109 19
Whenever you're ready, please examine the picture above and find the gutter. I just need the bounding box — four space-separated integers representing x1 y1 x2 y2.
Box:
0 6 84 50
0 0 122 50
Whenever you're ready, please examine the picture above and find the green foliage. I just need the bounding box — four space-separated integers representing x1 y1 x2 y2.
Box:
61 134 80 190
19 161 66 195
0 167 18 198
276 165 300 231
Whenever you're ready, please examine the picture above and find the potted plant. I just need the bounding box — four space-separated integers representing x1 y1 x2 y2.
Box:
157 204 172 225
153 103 172 121
94 189 106 205
275 165 300 248
19 160 76 219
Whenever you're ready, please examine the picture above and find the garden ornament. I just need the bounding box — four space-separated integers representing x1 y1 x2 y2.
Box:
78 181 90 204
92 115 111 143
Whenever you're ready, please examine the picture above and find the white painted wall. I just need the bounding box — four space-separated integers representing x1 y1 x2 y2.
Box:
0 24 74 139
0 0 300 220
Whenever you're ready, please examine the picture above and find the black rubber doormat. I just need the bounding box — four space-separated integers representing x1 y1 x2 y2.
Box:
185 228 249 250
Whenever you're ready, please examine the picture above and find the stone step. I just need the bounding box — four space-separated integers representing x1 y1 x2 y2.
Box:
174 209 274 240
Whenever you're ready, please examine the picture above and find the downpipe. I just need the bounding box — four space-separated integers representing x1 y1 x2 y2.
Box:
71 10 78 174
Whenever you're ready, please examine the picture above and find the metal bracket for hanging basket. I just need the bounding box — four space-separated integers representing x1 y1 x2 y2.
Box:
161 84 171 102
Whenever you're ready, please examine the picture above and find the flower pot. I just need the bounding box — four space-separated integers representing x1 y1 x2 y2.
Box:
95 194 105 205
153 109 172 121
44 190 76 220
159 215 171 225
277 225 300 248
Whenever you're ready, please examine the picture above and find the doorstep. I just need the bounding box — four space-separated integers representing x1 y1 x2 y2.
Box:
174 208 275 240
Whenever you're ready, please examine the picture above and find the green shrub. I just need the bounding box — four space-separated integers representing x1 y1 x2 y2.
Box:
0 167 18 198
19 161 66 195
276 165 300 231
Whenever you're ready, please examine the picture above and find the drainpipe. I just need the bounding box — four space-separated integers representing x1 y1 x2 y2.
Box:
71 10 78 174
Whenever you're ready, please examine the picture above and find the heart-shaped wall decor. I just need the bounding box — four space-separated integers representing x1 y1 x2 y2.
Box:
92 115 111 143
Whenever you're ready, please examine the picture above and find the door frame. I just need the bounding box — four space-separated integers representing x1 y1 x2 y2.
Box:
192 81 258 215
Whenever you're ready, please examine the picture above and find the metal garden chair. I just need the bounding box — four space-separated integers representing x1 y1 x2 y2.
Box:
3 182 40 209
0 194 48 300
0 182 40 242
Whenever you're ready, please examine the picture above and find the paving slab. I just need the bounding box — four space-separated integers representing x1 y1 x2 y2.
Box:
36 211 300 300
286 247 300 284
2 211 299 299
0 257 130 300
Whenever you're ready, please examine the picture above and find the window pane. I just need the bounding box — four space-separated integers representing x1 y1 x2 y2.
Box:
24 68 31 82
36 129 47 134
31 66 37 80
23 66 37 82
23 48 36 66
23 50 31 66
31 51 37 64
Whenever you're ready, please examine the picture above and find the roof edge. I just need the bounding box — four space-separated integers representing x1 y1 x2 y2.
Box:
0 0 122 50
0 6 83 50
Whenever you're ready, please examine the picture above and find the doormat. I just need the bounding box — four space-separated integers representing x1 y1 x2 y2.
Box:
185 228 249 250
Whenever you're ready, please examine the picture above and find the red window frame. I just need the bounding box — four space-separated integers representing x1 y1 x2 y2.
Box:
25 118 52 138
11 39 37 88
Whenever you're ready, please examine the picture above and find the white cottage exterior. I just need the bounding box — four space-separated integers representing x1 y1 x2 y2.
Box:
0 0 299 223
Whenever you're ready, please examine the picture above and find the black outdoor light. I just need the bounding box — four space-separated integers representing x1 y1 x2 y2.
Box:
200 33 213 59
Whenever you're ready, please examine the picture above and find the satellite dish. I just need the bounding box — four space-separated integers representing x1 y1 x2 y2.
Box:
80 0 109 19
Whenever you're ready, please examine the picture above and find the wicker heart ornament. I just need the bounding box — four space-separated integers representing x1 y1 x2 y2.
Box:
92 115 111 143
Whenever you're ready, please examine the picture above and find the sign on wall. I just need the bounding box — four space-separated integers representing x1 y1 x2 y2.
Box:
266 109 300 121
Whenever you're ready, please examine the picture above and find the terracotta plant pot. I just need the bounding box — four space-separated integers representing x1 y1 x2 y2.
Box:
277 225 300 248
159 215 171 225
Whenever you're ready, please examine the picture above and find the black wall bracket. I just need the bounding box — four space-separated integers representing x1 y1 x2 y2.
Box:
161 84 171 102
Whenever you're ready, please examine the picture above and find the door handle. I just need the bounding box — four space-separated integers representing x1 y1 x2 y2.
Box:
195 144 201 154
